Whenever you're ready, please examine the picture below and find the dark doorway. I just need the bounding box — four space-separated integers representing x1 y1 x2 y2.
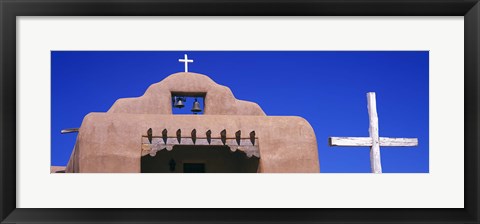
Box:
183 163 206 173
141 145 259 173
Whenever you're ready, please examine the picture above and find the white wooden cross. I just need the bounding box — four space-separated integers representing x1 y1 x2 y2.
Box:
178 54 193 72
328 92 418 173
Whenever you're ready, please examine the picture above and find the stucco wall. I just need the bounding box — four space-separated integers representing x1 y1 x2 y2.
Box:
66 114 319 173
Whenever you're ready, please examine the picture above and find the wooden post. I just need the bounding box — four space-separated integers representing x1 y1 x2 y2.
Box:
367 92 382 173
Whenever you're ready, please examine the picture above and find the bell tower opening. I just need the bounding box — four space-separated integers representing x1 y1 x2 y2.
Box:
171 92 206 115
141 145 260 173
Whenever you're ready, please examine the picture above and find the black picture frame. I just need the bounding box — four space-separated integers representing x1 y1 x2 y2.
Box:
1 0 478 223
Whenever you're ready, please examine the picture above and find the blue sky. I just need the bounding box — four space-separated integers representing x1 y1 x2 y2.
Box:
51 51 429 173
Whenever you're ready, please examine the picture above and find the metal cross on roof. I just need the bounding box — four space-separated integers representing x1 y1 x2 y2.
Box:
178 54 193 72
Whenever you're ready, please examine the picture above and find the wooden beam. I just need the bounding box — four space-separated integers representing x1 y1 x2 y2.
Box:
206 130 211 144
61 128 79 134
367 92 382 173
235 130 241 145
329 137 372 146
220 129 226 145
191 129 196 144
142 137 259 146
176 129 181 144
147 128 153 144
329 137 418 147
162 129 168 144
379 137 418 147
250 131 256 145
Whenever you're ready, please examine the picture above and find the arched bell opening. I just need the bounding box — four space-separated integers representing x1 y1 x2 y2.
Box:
171 92 206 115
141 145 259 173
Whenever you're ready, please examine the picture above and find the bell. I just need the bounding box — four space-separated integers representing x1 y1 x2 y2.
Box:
191 99 202 113
174 97 185 108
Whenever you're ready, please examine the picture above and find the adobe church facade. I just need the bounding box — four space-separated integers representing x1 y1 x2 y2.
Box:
63 72 320 173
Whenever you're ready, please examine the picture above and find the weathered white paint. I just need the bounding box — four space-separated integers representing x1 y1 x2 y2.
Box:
367 92 382 173
178 54 193 72
329 92 419 174
378 137 418 147
329 137 418 147
329 137 373 146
